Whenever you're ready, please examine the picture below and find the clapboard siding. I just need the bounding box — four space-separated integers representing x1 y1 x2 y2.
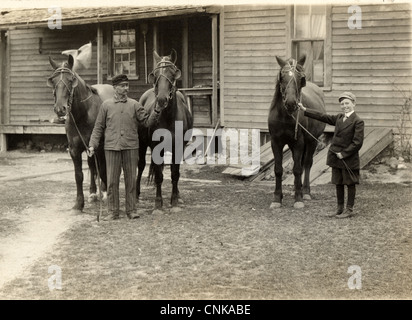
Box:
324 3 412 134
8 25 103 123
222 5 286 129
325 4 412 133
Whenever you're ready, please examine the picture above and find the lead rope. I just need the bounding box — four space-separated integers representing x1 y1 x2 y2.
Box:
291 110 358 181
69 109 103 222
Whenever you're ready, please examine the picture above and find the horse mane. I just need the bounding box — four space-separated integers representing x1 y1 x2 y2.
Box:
269 72 282 112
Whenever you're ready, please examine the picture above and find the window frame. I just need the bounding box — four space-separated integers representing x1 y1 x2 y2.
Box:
286 4 332 90
107 21 139 80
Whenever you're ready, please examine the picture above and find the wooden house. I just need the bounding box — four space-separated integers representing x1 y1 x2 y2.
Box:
0 2 411 151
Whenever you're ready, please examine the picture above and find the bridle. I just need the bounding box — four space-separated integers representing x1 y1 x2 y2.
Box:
278 59 306 140
48 67 93 117
278 59 305 113
149 59 178 102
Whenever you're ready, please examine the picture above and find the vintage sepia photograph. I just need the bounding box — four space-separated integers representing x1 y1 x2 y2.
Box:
0 0 411 305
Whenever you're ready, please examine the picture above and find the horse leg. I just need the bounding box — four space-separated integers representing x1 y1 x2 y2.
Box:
270 140 284 209
98 150 108 202
302 141 317 200
70 149 84 211
87 156 98 203
136 145 147 202
170 163 182 206
154 162 164 209
291 146 304 208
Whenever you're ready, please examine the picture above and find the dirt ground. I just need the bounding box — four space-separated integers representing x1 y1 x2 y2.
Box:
0 149 411 300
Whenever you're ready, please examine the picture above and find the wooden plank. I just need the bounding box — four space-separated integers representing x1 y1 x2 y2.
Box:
359 128 393 167
211 14 218 127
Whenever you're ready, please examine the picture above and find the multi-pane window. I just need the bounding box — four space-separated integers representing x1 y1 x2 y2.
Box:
112 22 136 76
292 5 327 87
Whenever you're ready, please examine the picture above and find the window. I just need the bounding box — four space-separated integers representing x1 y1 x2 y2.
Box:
291 5 330 87
111 22 137 76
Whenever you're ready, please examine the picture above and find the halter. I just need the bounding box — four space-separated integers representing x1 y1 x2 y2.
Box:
49 67 93 116
150 59 178 101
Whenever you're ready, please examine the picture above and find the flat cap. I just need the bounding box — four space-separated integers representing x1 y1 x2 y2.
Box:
338 91 356 103
112 74 129 86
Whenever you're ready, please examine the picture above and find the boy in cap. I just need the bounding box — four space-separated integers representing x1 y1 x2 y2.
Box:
88 74 165 221
297 92 364 218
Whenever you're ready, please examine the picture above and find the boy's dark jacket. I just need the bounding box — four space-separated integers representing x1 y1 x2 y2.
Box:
304 108 364 169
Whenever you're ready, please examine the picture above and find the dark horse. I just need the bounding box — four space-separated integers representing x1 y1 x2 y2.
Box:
47 55 114 211
268 55 326 209
137 50 193 209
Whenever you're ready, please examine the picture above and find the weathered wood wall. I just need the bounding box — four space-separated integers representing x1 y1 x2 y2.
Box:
325 3 412 133
221 5 287 129
8 25 103 123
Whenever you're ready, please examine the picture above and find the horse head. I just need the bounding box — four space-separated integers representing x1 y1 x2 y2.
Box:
47 55 79 118
148 49 181 110
276 55 306 114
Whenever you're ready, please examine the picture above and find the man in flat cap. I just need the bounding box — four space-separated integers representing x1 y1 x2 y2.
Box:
88 74 165 221
298 91 364 218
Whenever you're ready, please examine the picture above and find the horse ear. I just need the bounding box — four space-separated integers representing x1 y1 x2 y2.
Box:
72 76 78 88
170 49 177 64
148 72 155 84
153 50 161 64
49 56 59 70
174 68 181 80
276 56 287 68
68 55 74 70
46 77 54 87
297 54 306 67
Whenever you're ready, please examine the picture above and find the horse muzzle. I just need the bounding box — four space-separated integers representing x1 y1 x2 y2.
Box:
54 105 68 118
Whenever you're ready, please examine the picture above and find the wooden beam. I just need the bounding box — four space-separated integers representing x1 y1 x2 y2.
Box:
152 22 159 69
211 14 218 127
97 23 104 84
182 18 189 88
219 8 225 127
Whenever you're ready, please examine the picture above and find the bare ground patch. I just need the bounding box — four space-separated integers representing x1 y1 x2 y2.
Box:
0 150 411 300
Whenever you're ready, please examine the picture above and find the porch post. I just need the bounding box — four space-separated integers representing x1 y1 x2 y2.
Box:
97 23 104 84
182 18 189 89
211 14 218 127
153 22 158 69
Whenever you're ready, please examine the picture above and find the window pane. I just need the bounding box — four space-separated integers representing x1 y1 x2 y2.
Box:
293 40 324 86
295 5 326 38
112 22 137 76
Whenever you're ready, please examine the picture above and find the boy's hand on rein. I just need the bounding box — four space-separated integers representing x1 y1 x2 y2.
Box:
297 103 306 111
336 152 343 159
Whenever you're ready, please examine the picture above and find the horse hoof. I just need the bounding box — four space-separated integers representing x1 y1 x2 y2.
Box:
178 198 184 204
294 201 305 209
170 207 182 214
270 202 281 209
303 194 311 200
88 194 98 203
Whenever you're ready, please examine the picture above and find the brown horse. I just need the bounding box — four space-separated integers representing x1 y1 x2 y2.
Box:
47 55 114 211
268 55 326 209
137 50 193 209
